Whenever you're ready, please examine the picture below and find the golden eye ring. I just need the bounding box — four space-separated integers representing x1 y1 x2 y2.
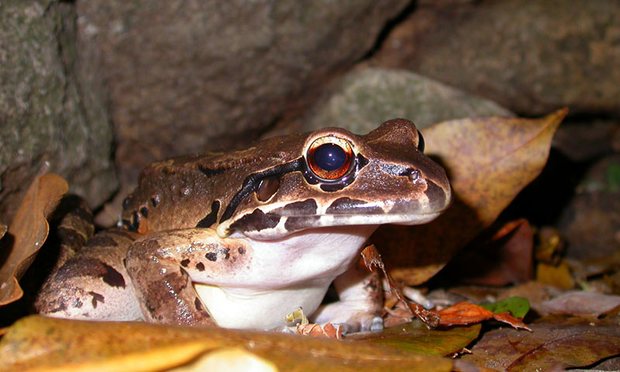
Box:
305 136 354 181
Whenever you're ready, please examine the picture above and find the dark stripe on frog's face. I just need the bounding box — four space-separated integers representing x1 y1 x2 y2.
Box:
196 200 220 228
231 199 318 232
326 197 384 215
219 158 306 223
279 199 318 214
228 208 281 232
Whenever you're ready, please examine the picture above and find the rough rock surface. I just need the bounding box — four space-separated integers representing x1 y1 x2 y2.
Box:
300 67 512 135
558 154 620 260
372 0 620 116
0 0 116 224
76 0 410 183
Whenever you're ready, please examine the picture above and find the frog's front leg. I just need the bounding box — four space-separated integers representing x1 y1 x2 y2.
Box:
311 261 384 333
125 228 251 327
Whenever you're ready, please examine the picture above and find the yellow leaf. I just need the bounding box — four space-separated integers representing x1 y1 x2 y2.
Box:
0 316 453 371
173 347 277 372
536 261 575 289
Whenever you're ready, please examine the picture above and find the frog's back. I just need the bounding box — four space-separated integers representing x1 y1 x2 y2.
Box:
120 134 307 234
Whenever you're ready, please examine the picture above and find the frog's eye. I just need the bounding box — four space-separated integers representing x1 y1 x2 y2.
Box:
306 136 354 181
417 130 425 153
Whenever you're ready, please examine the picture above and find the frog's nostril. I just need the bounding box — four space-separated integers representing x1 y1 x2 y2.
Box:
408 170 420 182
397 168 421 183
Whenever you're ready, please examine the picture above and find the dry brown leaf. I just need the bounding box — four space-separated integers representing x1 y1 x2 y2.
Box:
0 173 68 306
296 322 343 339
437 302 530 331
539 291 620 317
463 317 620 371
0 224 6 240
0 316 453 371
377 109 567 285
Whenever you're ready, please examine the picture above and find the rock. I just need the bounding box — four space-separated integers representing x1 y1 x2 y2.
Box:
300 67 512 134
558 154 620 260
0 0 116 224
75 0 410 183
372 0 620 116
552 120 620 162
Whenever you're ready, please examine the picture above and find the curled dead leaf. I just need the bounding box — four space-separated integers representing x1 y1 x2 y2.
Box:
437 302 530 331
0 173 68 306
377 109 567 285
296 322 343 339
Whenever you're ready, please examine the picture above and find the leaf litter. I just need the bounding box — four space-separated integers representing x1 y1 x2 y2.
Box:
3 110 619 370
0 173 68 306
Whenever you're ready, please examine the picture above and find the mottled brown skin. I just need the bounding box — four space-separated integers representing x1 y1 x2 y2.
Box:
36 228 143 321
120 118 449 236
36 119 451 331
125 229 253 325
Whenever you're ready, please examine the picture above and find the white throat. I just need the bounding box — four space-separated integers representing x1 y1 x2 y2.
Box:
194 225 376 330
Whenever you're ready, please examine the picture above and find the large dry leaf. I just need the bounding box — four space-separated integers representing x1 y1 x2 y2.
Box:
0 173 68 305
462 316 620 371
539 291 620 317
377 110 567 285
350 321 480 356
0 316 453 371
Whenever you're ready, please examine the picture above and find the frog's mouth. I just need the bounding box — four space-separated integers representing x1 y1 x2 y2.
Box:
218 195 450 240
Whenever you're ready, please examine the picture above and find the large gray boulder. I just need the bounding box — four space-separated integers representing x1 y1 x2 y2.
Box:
301 67 512 135
373 0 620 116
75 0 411 183
0 0 116 223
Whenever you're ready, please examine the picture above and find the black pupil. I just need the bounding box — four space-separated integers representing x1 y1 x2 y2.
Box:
314 143 347 171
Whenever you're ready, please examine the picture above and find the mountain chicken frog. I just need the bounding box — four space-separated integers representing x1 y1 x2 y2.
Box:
36 119 451 333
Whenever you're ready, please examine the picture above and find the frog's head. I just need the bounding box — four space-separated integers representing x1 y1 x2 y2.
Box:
218 119 451 239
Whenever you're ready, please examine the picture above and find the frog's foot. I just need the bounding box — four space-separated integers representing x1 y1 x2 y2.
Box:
312 301 384 334
311 263 384 334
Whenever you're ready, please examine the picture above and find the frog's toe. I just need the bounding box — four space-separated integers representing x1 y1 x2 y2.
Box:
369 316 384 332
332 314 383 335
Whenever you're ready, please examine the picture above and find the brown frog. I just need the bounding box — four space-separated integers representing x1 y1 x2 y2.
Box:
36 119 451 332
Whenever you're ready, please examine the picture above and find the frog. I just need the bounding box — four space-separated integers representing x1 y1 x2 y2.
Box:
35 118 451 333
